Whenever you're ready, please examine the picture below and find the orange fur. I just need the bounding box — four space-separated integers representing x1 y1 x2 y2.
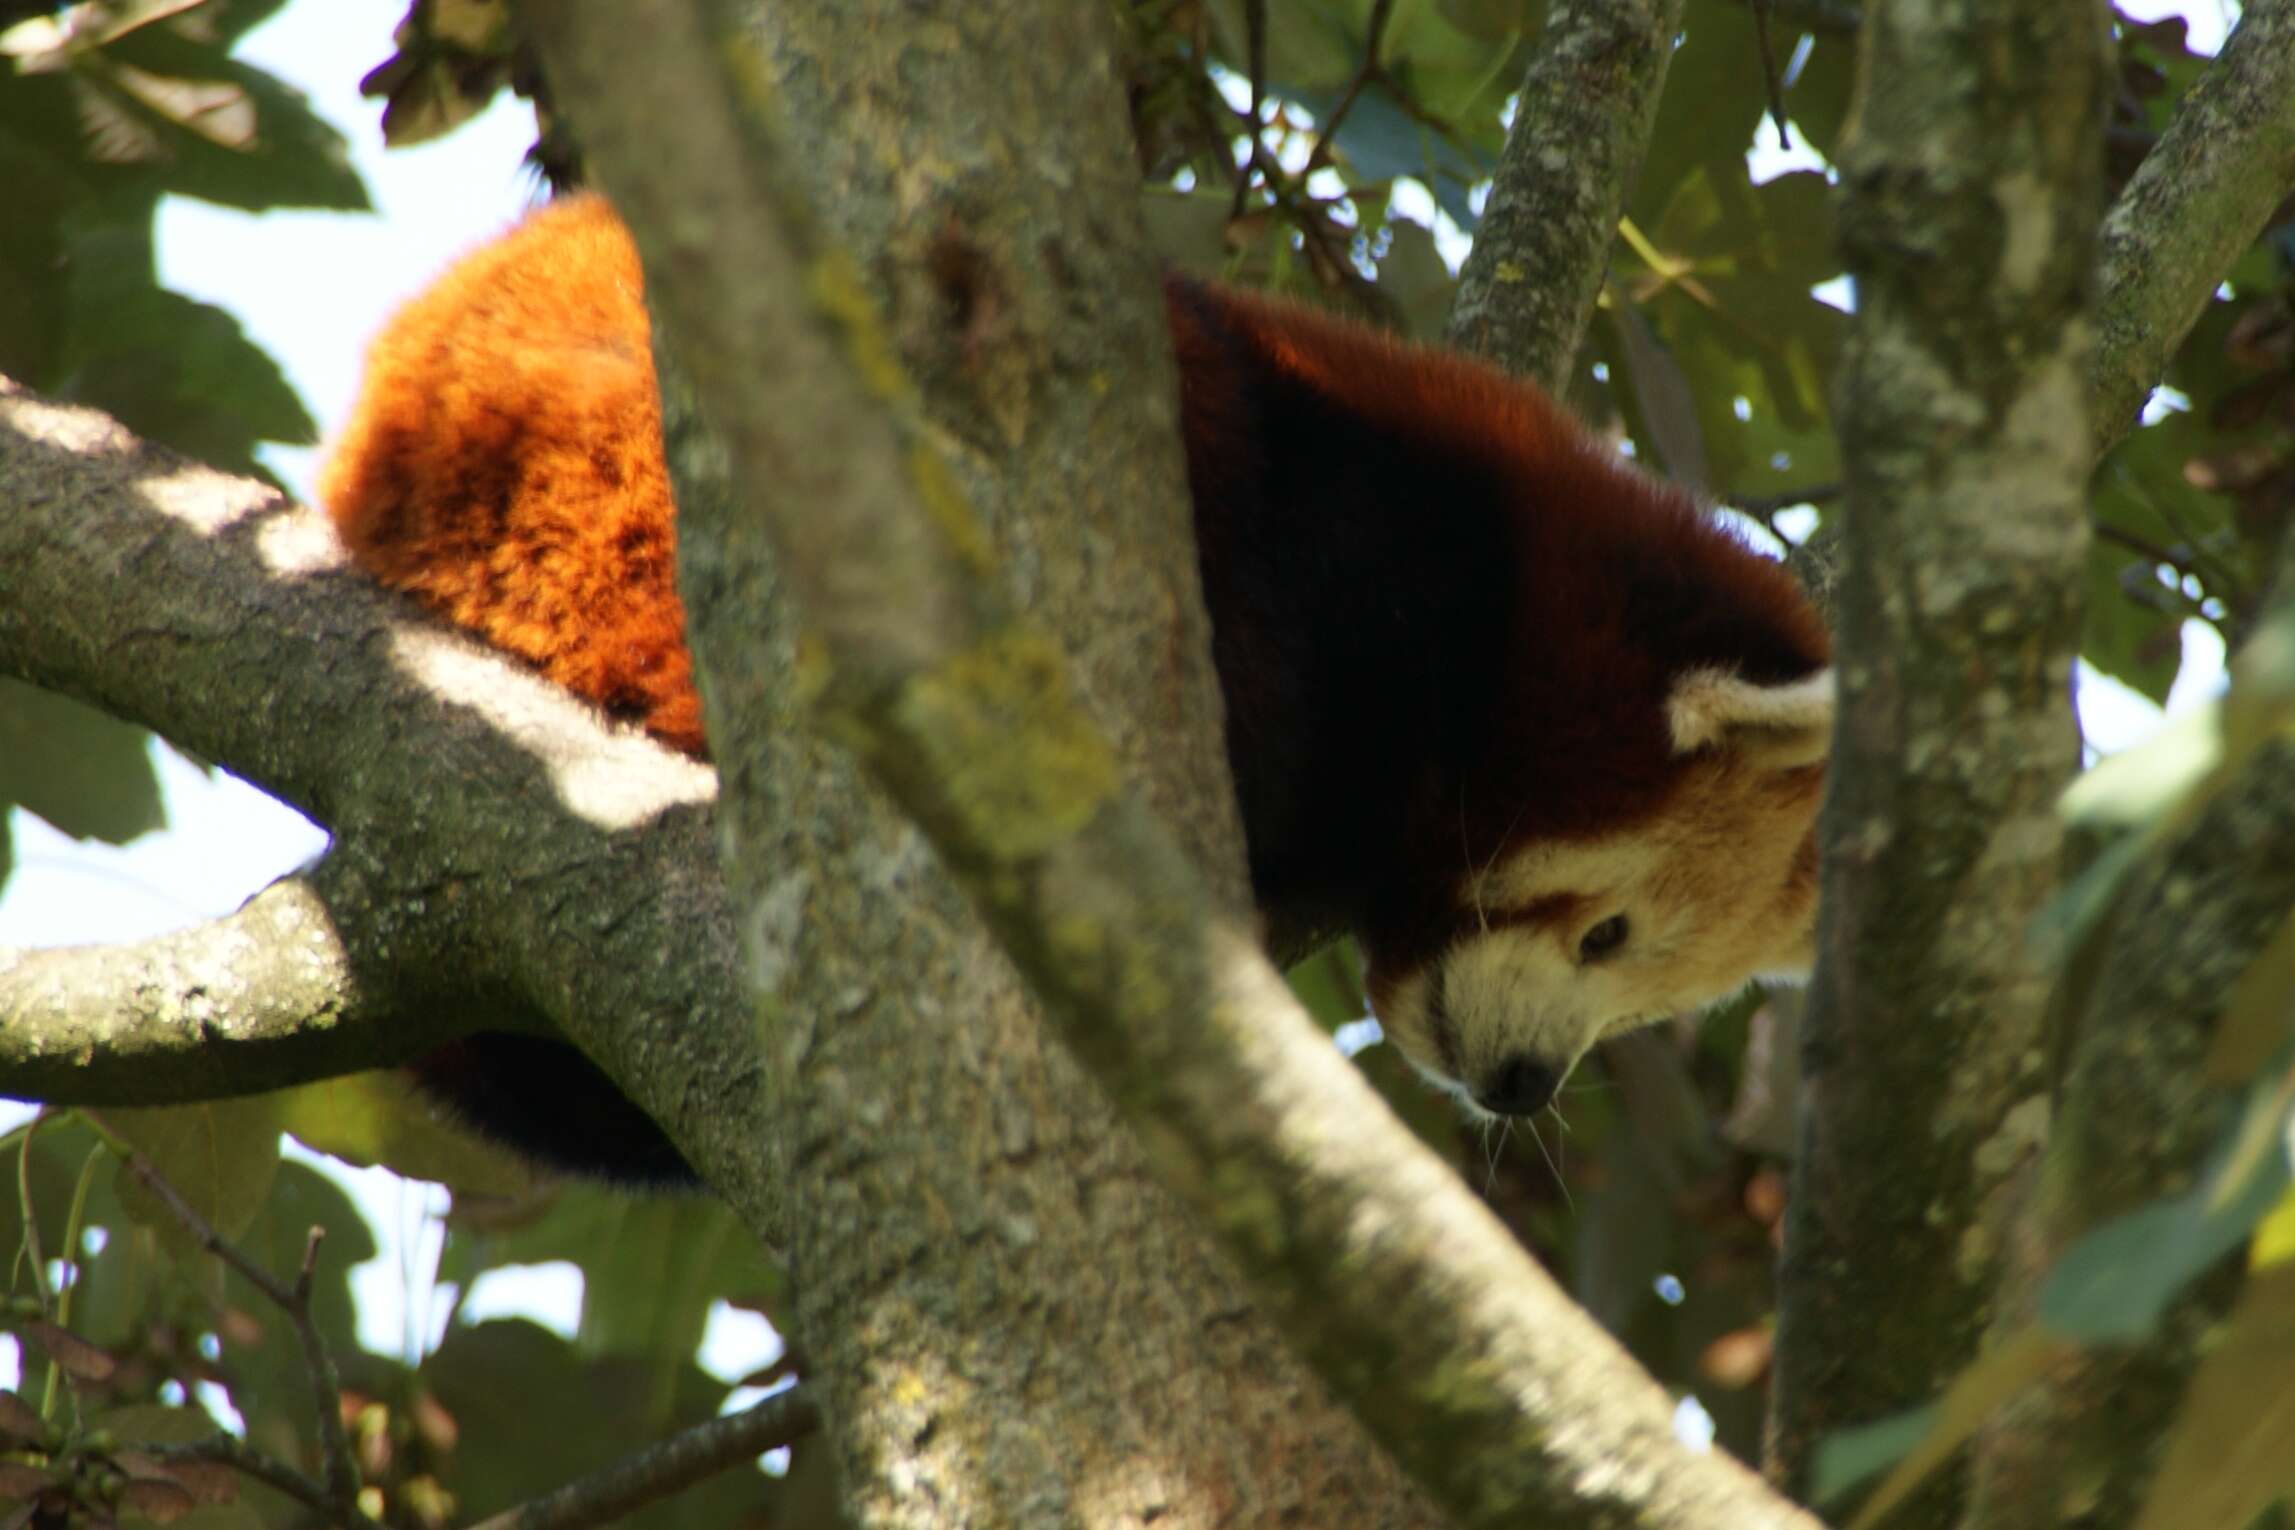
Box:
323 197 703 755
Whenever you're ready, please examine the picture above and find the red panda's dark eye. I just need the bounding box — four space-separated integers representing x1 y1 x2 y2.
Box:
1578 915 1630 963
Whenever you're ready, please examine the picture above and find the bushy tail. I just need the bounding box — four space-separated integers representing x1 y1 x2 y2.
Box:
324 196 706 1185
412 1035 699 1187
322 194 704 754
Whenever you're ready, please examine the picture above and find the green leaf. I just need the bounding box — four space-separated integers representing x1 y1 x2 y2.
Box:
217 1161 380 1453
2039 1120 2293 1344
90 1403 265 1530
1138 185 1245 279
1211 0 1533 119
2118 14 2212 138
2208 1049 2295 1221
2059 702 2221 829
2032 826 2155 1052
1372 211 1456 343
2133 1261 2295 1530
0 126 88 384
1608 300 1711 490
441 1188 777 1370
1373 0 1531 125
1615 165 1846 500
1202 0 1515 225
576 1197 768 1364
61 210 316 469
1284 940 1367 1032
2086 410 2238 702
2210 912 2295 1084
0 3 354 487
0 1123 87 1298
424 1320 769 1527
1780 28 1857 160
1630 0 1772 235
1831 1326 2064 1529
1811 1404 1936 1506
108 1099 284 1248
2225 603 2295 766
68 7 367 211
2254 1185 2295 1268
1319 85 1491 226
274 1075 537 1199
0 679 166 846
87 1403 226 1449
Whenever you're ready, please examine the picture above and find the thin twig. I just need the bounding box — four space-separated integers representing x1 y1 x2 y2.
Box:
2101 457 2253 605
15 1109 66 1425
1223 100 1378 299
1303 0 1396 180
152 1437 387 1530
15 1109 50 1316
463 1386 823 1530
81 1110 362 1523
2092 523 2232 630
2093 520 2190 573
1749 0 1791 148
1228 0 1268 219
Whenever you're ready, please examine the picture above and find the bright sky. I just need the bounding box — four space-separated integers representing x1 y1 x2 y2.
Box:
0 0 2241 1410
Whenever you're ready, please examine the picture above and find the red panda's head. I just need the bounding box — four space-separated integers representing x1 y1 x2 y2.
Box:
1361 665 1832 1118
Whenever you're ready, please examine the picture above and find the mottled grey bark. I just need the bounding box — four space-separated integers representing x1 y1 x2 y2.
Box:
526 0 1426 1525
528 0 1823 1525
0 380 772 1215
1963 730 2295 1527
2090 0 2295 459
2 872 377 1099
1768 3 2109 1525
1448 0 1685 388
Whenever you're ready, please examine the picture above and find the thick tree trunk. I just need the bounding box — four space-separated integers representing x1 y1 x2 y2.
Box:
537 1 1433 1522
1768 1 2108 1524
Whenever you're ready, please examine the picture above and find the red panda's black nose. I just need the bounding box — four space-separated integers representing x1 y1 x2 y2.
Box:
1476 1057 1561 1117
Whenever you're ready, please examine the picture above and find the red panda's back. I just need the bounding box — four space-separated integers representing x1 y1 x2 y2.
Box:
321 195 703 754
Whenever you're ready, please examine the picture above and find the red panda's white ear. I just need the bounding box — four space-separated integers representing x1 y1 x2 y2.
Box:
1666 666 1834 769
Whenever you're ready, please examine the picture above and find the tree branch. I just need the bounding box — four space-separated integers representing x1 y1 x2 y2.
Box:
463 1386 820 1530
2091 0 2295 459
92 1116 368 1526
0 867 431 1102
1962 722 2295 1524
1769 0 2106 1520
154 1436 385 1530
0 379 772 1215
527 2 1822 1525
1448 0 1687 387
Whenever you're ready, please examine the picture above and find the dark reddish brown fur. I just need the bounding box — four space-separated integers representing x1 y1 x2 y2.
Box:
1163 280 1826 984
327 196 1825 1184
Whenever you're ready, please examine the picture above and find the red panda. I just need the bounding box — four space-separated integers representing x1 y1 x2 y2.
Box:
325 195 1832 1184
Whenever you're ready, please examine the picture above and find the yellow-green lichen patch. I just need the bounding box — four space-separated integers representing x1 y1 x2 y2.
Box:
891 626 1119 861
905 441 996 577
806 249 916 407
717 32 782 144
790 629 834 707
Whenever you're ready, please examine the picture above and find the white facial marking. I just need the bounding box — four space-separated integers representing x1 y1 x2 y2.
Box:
1374 734 1827 1114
